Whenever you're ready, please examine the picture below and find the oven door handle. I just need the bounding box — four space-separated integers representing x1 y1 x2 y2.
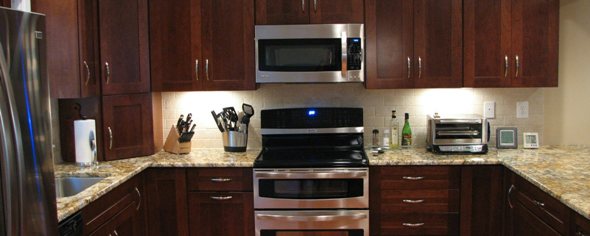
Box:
341 31 348 78
256 212 368 222
254 171 367 179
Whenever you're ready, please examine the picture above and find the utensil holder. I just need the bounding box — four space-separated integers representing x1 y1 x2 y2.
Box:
164 126 192 154
222 130 248 152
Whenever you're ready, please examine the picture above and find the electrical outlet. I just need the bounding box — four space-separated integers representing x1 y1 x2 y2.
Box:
517 101 529 118
484 101 495 118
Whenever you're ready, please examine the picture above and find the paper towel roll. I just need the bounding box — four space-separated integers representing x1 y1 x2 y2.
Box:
74 119 97 165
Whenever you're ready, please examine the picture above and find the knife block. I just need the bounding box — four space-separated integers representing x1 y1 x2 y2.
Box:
164 126 192 154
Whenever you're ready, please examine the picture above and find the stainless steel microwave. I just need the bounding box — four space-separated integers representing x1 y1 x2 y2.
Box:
255 24 364 83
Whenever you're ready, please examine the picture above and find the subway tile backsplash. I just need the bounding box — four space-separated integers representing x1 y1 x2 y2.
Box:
161 84 544 150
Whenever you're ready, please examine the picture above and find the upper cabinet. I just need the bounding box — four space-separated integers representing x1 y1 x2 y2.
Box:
33 0 150 97
365 0 462 89
463 0 558 87
255 0 364 25
150 0 255 91
99 0 150 95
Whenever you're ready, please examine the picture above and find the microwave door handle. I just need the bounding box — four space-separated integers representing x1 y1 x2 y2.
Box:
341 31 347 79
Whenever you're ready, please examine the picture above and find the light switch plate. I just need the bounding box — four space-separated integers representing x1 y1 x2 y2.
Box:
484 101 495 118
517 101 529 118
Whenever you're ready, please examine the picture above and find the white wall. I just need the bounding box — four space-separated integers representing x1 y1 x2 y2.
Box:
544 0 590 145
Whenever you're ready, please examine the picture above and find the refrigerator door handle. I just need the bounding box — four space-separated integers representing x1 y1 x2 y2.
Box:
0 42 25 236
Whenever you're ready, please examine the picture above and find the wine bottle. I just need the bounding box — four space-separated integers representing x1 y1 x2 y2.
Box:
401 113 412 148
389 110 400 149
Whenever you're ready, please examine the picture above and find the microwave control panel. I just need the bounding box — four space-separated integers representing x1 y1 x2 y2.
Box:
347 38 362 70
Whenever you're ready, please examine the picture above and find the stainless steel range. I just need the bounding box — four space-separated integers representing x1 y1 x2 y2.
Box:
253 108 369 236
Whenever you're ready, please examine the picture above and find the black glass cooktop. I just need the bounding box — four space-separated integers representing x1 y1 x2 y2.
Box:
254 147 368 168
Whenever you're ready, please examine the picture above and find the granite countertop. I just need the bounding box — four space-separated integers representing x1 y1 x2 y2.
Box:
54 146 590 223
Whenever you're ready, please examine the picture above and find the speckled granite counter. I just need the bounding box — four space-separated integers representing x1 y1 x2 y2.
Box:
54 146 590 223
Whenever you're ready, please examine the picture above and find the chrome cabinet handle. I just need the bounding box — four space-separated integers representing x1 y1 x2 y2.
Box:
533 200 545 208
504 55 509 78
301 0 305 12
256 212 368 222
407 57 411 79
210 195 233 200
508 184 515 209
402 199 425 204
314 0 317 12
402 223 425 227
402 176 424 180
135 187 141 211
576 231 588 236
83 61 90 86
418 57 422 78
113 230 119 236
205 59 209 80
107 127 113 150
210 177 232 182
195 59 199 80
105 62 111 84
514 55 520 78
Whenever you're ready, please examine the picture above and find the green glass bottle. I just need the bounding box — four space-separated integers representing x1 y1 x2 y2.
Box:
401 113 412 148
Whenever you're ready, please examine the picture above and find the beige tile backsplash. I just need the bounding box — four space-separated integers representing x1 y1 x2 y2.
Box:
161 84 544 150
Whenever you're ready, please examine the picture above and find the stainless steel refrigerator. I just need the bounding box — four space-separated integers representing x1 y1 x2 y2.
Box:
0 7 58 236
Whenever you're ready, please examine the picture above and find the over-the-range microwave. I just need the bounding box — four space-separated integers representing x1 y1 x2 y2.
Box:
255 24 364 83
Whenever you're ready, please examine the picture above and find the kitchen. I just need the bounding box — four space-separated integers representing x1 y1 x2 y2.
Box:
0 0 589 235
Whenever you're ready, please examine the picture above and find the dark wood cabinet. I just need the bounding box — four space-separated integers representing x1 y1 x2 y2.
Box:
365 0 462 89
464 0 558 87
460 166 505 236
99 0 149 95
101 93 154 161
370 166 461 235
188 192 254 236
573 213 590 236
0 0 10 7
187 168 254 236
82 174 145 236
256 0 363 25
505 170 570 236
32 0 100 98
145 168 189 236
150 0 255 91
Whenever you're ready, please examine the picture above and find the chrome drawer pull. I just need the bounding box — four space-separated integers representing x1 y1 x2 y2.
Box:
210 195 233 200
402 199 425 204
83 61 90 86
504 55 509 78
533 200 546 208
402 176 424 180
515 55 520 78
508 185 515 209
576 231 588 236
135 187 141 211
402 223 425 227
210 177 232 182
407 57 411 79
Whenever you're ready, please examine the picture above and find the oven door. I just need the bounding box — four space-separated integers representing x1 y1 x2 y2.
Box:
255 210 369 236
253 168 368 209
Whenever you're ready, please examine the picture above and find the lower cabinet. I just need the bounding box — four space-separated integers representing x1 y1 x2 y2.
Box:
81 174 145 236
188 192 254 236
144 168 189 236
505 169 570 236
573 213 590 236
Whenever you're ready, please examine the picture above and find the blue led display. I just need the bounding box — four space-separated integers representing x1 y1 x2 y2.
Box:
353 38 360 42
308 110 316 116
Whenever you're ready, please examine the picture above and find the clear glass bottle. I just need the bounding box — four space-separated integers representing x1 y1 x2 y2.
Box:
389 110 400 149
401 113 412 148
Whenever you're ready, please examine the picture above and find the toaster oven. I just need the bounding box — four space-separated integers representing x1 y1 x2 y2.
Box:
426 114 489 154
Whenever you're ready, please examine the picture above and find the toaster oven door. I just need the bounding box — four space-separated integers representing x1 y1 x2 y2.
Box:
433 122 489 145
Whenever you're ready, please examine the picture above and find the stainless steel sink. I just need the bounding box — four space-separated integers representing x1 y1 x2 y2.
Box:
55 176 105 198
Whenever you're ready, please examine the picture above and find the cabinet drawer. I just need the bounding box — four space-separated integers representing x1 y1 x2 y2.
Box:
378 166 461 190
512 175 569 235
380 213 459 235
187 168 253 191
574 213 590 236
380 189 460 213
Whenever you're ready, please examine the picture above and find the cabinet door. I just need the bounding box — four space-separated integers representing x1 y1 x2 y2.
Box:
201 0 255 90
463 0 512 87
188 192 254 236
413 0 462 88
88 201 143 236
365 0 414 89
0 0 10 7
149 0 202 91
78 0 101 97
145 169 189 236
460 166 505 236
255 0 310 25
507 200 562 236
510 0 558 87
309 0 364 24
102 93 154 161
99 0 150 95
